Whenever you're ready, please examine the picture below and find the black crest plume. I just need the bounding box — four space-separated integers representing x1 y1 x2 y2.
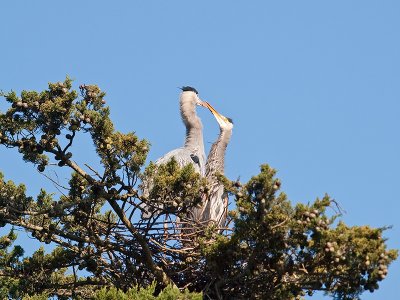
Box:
180 86 199 95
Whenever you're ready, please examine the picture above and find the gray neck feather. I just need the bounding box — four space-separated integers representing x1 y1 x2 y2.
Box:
205 128 232 178
180 98 205 153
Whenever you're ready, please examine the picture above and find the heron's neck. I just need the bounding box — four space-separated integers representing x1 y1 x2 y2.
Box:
206 128 232 177
181 101 204 153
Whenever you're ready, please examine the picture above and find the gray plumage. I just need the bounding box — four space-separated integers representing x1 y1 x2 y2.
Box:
141 88 206 218
154 89 206 175
190 104 233 228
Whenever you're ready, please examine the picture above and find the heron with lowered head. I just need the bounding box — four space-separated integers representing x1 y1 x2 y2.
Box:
190 101 234 228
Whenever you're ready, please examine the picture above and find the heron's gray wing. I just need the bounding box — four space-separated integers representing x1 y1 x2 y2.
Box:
141 148 202 219
155 148 202 174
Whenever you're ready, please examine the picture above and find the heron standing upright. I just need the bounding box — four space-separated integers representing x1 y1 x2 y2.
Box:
141 86 208 217
153 86 207 176
191 101 233 228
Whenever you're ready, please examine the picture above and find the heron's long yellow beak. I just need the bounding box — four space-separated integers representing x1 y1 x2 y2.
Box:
202 101 234 126
198 100 209 108
201 101 223 119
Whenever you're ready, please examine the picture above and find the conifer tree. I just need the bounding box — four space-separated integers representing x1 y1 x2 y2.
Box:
0 78 397 299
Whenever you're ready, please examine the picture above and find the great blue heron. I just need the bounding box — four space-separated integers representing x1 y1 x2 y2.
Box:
153 86 207 176
141 86 208 217
190 101 233 228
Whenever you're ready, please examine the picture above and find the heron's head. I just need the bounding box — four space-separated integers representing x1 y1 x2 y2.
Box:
203 101 234 131
180 86 207 107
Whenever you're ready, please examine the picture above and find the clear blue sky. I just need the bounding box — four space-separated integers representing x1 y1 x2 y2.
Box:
1 1 399 299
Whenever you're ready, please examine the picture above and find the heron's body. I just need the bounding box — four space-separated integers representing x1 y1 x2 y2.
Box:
141 87 206 218
191 103 233 227
154 90 206 176
154 148 204 175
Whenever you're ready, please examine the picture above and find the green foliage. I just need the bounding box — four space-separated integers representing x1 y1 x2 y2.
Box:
94 282 202 300
0 171 34 216
22 294 49 300
0 228 24 299
141 159 206 215
0 79 397 300
202 165 398 299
